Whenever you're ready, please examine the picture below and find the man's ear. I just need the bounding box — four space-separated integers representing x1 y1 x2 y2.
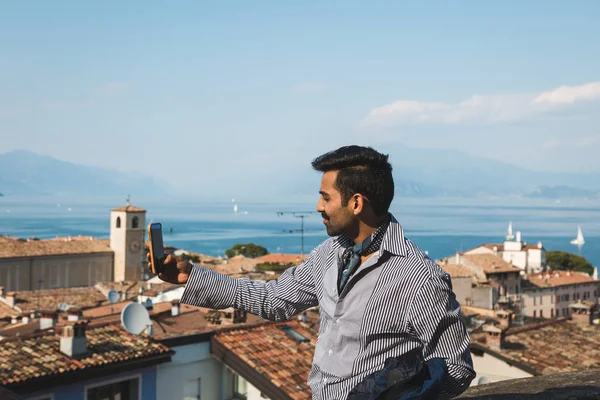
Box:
352 194 367 215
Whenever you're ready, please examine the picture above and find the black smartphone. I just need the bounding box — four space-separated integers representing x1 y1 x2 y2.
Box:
148 222 165 274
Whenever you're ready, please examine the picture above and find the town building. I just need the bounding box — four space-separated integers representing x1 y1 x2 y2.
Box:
464 231 546 273
521 270 600 318
0 203 147 291
0 321 173 399
438 253 522 311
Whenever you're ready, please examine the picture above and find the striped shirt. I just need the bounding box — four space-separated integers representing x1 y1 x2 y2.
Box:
180 214 476 399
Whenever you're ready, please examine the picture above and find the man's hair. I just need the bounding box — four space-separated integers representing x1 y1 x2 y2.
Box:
311 145 394 215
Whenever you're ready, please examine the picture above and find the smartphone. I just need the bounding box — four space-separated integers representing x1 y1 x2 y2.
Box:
148 222 166 275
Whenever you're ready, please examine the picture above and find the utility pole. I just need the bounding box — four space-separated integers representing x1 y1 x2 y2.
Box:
276 211 319 257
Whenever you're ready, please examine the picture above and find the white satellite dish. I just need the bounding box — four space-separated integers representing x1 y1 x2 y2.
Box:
107 289 120 304
121 302 152 335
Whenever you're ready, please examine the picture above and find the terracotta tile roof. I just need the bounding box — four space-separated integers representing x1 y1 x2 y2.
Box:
463 254 522 274
0 236 112 258
441 264 475 278
476 319 600 375
96 280 182 298
0 287 110 319
152 305 265 340
111 204 146 212
213 320 316 399
0 324 171 387
482 244 505 252
255 254 307 265
523 270 598 288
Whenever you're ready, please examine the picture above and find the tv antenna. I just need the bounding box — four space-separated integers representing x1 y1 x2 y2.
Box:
121 302 153 335
276 211 320 257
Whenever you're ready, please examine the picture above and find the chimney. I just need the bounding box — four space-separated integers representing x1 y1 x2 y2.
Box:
171 299 180 316
495 310 513 329
538 241 543 249
146 281 152 290
11 315 18 324
455 252 461 265
67 309 82 322
120 291 127 301
60 321 88 357
21 314 30 324
492 246 498 256
40 310 58 330
483 324 506 351
5 292 15 308
516 231 522 242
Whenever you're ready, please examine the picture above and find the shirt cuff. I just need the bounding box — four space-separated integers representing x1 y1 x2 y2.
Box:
180 264 239 309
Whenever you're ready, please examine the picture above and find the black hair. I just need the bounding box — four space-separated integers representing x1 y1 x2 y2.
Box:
311 145 394 215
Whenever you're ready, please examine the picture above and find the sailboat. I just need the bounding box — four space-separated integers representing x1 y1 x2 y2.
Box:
505 221 515 241
233 204 239 214
570 225 585 246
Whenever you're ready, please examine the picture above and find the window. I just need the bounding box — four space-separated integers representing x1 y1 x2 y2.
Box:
87 377 139 400
278 325 309 342
539 296 543 305
183 378 201 400
551 309 554 318
232 374 248 400
540 309 544 318
132 216 139 229
533 310 537 318
116 217 121 228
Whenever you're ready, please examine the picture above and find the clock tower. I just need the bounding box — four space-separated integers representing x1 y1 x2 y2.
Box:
110 200 146 282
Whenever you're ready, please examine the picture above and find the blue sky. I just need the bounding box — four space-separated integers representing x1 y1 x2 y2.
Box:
1 1 599 193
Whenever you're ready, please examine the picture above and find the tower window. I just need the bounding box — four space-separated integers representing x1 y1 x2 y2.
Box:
116 217 121 228
132 216 139 229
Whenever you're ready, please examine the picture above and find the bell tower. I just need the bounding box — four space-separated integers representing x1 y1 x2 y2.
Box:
110 198 146 282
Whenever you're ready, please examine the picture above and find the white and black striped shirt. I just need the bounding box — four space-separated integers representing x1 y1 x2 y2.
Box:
181 214 475 399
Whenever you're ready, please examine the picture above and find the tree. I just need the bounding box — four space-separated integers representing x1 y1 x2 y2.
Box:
225 243 268 259
180 253 201 263
255 262 293 273
546 251 594 275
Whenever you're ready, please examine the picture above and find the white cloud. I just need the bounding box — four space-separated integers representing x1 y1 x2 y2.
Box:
296 82 327 94
365 81 600 126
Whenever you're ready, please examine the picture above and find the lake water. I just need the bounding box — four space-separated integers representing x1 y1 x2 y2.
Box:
1 195 598 266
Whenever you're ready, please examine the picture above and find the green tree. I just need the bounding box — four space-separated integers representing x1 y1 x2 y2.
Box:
225 243 269 258
180 253 201 262
546 251 594 275
255 262 293 273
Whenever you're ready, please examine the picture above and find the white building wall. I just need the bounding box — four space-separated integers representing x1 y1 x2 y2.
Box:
502 251 527 269
157 342 223 400
470 351 533 385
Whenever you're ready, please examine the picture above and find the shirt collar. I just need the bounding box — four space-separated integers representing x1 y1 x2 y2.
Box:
334 213 407 257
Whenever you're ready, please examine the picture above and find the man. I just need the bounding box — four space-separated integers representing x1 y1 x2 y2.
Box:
153 145 475 399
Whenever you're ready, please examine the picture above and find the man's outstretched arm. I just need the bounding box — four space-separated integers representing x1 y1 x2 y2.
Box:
408 271 476 398
180 252 319 321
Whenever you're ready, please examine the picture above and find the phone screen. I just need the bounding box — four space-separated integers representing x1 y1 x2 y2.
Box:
150 223 165 264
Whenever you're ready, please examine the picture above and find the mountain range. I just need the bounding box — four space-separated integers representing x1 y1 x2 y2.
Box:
0 148 598 199
0 150 167 196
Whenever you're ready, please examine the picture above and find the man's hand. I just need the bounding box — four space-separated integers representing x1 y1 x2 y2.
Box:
147 253 192 285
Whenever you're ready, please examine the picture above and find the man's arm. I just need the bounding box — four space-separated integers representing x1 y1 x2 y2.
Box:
408 272 476 398
180 252 319 321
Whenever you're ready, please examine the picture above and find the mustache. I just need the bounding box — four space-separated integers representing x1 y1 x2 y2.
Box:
321 213 329 220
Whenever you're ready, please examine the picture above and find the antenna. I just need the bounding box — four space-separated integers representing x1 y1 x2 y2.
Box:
276 211 320 257
121 302 152 335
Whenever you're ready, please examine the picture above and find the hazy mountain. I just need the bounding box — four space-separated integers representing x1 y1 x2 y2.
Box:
0 150 168 196
1 147 598 199
273 143 600 198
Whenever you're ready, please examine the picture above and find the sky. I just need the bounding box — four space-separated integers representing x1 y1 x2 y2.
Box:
1 1 599 193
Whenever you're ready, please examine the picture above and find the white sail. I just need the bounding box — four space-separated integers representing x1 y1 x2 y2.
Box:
233 204 238 213
506 221 515 241
570 225 585 245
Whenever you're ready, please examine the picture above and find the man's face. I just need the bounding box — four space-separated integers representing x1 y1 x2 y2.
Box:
316 171 355 237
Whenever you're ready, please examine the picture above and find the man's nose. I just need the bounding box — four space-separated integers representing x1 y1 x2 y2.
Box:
316 199 324 212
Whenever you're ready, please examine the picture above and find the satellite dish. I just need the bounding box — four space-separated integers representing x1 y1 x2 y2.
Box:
121 302 151 335
144 298 153 309
107 289 119 304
